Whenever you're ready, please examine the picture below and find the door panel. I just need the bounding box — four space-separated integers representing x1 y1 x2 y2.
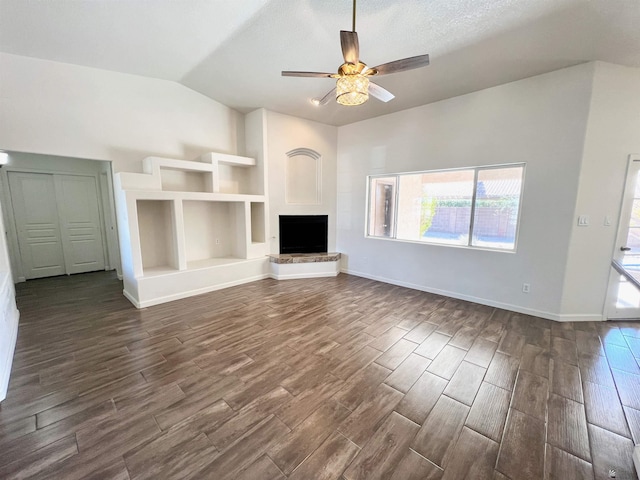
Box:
607 156 640 319
54 175 105 274
8 172 66 279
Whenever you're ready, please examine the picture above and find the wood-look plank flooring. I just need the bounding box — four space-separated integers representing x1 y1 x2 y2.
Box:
1 271 640 479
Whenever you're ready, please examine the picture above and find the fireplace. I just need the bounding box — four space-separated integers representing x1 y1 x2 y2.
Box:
279 215 328 254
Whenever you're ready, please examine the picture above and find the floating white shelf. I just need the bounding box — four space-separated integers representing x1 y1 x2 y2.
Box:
200 152 256 167
115 149 269 308
143 156 216 173
125 190 266 202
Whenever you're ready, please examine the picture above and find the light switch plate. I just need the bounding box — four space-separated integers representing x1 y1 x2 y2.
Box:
578 215 589 226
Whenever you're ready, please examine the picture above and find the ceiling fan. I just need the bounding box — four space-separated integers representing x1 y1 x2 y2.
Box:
282 0 430 107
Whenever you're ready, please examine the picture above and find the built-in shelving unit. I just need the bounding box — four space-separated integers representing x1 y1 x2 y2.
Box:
114 148 269 308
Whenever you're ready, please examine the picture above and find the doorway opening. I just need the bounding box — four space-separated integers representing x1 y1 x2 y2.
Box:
606 154 640 320
0 152 120 282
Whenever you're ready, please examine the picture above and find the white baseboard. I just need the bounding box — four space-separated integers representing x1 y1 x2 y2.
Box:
554 313 605 322
124 274 270 309
122 289 140 308
341 268 604 323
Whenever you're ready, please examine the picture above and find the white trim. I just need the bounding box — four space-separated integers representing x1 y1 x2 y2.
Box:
341 268 604 323
123 273 269 308
269 271 339 280
122 289 140 307
367 161 528 179
0 167 24 282
0 309 19 402
554 313 605 323
363 233 518 254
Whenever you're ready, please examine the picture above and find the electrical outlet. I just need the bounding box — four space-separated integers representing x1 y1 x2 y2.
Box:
522 283 531 293
215 238 220 245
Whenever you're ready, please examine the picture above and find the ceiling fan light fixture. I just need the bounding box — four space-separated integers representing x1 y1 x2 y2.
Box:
281 0 429 107
336 74 369 106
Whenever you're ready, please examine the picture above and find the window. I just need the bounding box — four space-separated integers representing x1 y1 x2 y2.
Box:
367 164 525 251
367 176 397 238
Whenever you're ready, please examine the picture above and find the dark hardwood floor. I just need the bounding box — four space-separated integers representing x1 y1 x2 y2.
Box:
1 271 639 479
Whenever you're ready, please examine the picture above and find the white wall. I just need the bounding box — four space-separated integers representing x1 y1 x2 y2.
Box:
265 110 338 253
337 63 595 320
561 63 640 318
0 53 245 173
0 194 19 402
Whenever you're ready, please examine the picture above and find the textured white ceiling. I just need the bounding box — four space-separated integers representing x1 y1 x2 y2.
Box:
1 0 640 126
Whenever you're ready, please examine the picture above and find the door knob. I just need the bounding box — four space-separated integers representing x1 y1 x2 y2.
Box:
621 246 632 251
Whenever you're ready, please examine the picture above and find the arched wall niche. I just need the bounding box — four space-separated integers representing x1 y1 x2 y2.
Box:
285 148 321 205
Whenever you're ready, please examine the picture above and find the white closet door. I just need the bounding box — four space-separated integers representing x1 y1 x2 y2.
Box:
54 175 105 275
8 172 66 279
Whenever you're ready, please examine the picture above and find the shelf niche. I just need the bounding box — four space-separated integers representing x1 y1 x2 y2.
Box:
183 201 245 262
218 164 252 195
137 200 178 273
160 170 211 193
251 202 266 244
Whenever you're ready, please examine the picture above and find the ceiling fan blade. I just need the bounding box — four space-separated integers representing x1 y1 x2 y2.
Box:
368 82 395 103
372 54 430 76
282 71 334 78
340 30 359 64
317 87 337 106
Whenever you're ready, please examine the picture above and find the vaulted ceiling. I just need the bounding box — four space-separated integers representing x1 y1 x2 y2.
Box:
1 0 639 126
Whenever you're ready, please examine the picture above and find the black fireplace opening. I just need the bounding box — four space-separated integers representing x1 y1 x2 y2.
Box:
279 215 328 254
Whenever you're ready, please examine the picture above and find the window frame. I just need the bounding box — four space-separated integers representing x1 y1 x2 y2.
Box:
365 163 526 252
